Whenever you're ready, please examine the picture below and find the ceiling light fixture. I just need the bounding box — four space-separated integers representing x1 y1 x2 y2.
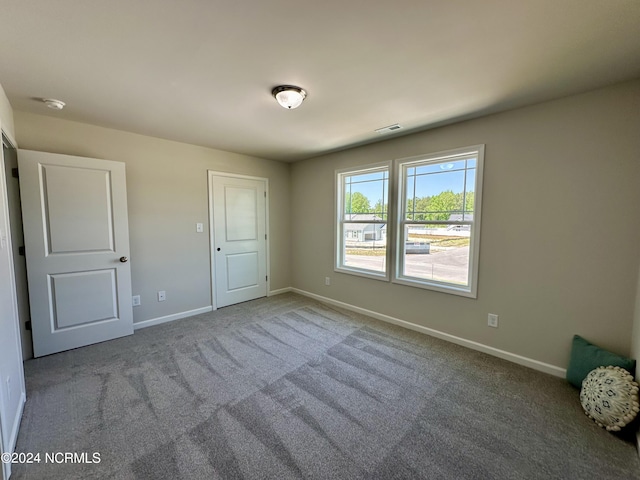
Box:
272 85 307 109
42 98 66 110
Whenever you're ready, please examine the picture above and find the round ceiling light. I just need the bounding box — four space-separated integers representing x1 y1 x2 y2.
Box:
272 85 307 109
43 98 66 110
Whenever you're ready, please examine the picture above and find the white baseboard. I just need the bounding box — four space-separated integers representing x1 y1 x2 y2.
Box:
268 287 293 296
2 452 7 480
4 391 26 478
133 289 294 331
292 288 566 378
133 306 213 330
8 392 25 452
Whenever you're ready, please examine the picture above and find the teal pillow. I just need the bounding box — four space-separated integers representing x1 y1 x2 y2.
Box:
567 335 636 388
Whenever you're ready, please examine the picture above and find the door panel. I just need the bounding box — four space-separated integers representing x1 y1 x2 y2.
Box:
19 150 133 357
211 174 267 308
224 186 257 241
49 269 118 329
42 165 115 253
226 252 259 290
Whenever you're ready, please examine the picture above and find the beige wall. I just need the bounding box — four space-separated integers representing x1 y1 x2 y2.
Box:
632 262 640 448
14 112 291 324
0 84 15 141
291 80 640 370
632 258 640 451
632 262 640 379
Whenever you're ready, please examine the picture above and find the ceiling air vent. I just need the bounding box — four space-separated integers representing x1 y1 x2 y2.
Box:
375 124 402 134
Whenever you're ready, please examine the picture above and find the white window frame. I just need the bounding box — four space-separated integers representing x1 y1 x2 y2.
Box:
393 145 484 298
335 162 392 281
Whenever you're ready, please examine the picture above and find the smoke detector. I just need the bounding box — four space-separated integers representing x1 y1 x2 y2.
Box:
375 123 402 134
42 98 65 110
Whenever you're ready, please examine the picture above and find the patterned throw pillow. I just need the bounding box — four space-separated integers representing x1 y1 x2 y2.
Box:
580 366 640 431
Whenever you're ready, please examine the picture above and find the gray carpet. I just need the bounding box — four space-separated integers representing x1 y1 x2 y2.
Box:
11 293 640 479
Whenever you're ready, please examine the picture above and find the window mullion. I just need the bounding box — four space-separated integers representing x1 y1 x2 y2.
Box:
411 170 416 220
462 161 468 220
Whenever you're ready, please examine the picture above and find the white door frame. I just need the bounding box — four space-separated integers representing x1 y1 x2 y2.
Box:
1 133 23 385
207 171 270 310
0 130 24 480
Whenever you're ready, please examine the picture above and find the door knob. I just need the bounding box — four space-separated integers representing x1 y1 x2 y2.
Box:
217 248 221 251
119 256 128 263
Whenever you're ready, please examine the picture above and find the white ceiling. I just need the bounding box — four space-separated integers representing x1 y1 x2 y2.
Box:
0 0 639 162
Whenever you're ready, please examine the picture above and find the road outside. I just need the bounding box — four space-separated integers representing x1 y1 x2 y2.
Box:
402 245 469 284
344 230 470 285
345 246 469 285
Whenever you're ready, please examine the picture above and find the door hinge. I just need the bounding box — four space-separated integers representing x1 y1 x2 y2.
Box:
266 275 268 281
11 167 19 179
265 234 267 240
25 320 32 331
18 246 25 256
264 191 266 198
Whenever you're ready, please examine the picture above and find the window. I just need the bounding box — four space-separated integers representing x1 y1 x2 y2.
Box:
395 145 484 297
335 145 484 297
336 163 390 279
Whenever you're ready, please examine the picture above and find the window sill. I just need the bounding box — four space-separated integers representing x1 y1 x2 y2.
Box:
392 276 477 298
335 266 389 282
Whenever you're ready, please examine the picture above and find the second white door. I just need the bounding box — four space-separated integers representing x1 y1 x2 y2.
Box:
210 173 267 308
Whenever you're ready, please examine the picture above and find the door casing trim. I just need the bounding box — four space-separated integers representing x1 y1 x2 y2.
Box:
0 131 25 480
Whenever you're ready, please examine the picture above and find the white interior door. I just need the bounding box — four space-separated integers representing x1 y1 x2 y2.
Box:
210 173 267 308
19 150 133 357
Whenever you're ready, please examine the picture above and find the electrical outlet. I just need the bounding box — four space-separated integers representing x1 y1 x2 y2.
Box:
132 295 141 306
158 291 166 302
196 223 204 233
488 313 499 328
325 277 331 286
